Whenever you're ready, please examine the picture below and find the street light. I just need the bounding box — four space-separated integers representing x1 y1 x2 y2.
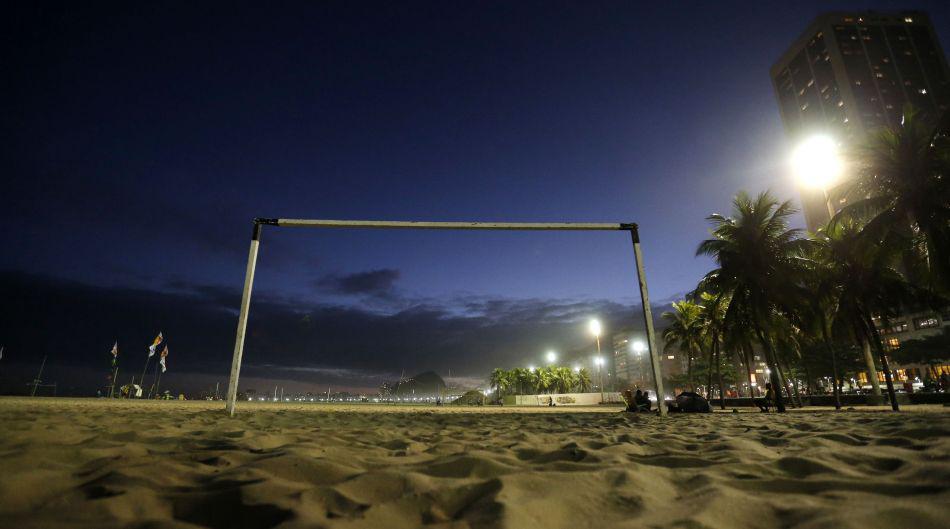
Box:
631 340 646 387
589 319 604 400
791 134 842 219
594 356 605 403
546 350 557 364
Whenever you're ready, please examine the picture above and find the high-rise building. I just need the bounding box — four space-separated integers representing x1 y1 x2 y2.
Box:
771 11 950 231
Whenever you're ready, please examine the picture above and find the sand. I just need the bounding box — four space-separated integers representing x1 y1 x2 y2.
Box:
0 398 948 529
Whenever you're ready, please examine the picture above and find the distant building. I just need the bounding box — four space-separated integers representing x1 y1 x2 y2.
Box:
771 11 950 231
609 328 683 392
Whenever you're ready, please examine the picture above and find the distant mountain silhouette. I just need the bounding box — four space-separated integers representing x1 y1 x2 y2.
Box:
393 371 446 397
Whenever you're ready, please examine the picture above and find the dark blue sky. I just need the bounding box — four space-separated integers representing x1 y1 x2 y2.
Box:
2 1 948 393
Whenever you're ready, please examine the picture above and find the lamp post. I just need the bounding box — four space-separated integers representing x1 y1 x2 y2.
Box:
594 356 605 403
632 340 646 387
589 319 604 398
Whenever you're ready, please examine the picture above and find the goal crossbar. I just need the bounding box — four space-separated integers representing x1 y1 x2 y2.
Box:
225 218 667 416
262 218 629 230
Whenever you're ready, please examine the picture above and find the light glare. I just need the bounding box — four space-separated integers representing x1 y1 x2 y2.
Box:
588 319 602 337
791 135 842 189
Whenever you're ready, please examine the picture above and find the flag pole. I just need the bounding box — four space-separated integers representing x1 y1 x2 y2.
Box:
31 355 47 397
149 355 161 399
155 370 163 399
139 356 152 397
109 367 119 398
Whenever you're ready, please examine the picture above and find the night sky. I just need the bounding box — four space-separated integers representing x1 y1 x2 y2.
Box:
3 1 949 395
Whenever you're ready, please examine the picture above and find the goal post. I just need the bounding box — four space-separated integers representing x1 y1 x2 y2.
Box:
225 218 667 416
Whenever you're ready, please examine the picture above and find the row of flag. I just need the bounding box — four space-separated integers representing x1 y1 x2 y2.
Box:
110 331 170 373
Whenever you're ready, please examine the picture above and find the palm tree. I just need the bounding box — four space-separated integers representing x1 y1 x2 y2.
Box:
698 292 729 409
662 300 704 391
811 218 914 410
553 367 576 393
696 191 814 412
576 368 593 392
489 368 512 401
512 368 534 395
835 105 950 293
536 367 555 394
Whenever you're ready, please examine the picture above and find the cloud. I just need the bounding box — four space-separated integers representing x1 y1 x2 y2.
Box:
0 270 670 395
316 269 401 297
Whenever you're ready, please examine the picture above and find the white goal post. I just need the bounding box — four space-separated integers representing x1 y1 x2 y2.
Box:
225 218 667 416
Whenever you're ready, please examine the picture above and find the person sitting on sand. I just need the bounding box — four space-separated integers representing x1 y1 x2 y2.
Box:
755 382 774 412
622 389 642 412
636 390 651 412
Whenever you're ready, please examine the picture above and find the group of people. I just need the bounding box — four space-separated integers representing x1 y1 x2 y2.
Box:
622 389 652 412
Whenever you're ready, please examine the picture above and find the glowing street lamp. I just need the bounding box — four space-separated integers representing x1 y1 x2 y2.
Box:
631 340 646 386
594 356 605 403
528 364 535 372
589 319 605 396
588 319 602 339
546 350 557 364
791 134 842 219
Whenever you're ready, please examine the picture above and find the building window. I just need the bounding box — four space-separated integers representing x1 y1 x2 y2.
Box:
885 337 900 348
667 355 675 360
883 322 908 334
914 317 939 330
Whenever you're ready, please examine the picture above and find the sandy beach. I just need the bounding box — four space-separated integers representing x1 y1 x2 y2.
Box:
0 398 947 529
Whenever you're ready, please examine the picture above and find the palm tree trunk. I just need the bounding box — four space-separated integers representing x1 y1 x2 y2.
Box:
781 355 803 408
819 323 842 410
859 334 882 398
706 347 714 400
751 319 785 413
686 347 694 392
773 357 796 408
862 314 899 411
732 351 752 398
715 344 726 410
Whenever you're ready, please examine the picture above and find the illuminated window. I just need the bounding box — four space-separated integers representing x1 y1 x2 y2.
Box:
904 17 913 23
883 322 908 334
914 317 939 329
667 355 675 360
885 337 900 348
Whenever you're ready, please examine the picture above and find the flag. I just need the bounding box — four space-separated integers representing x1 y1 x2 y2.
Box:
111 342 118 367
159 346 169 373
148 332 163 357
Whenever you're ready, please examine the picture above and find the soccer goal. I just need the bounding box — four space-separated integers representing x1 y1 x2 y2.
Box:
225 218 667 416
